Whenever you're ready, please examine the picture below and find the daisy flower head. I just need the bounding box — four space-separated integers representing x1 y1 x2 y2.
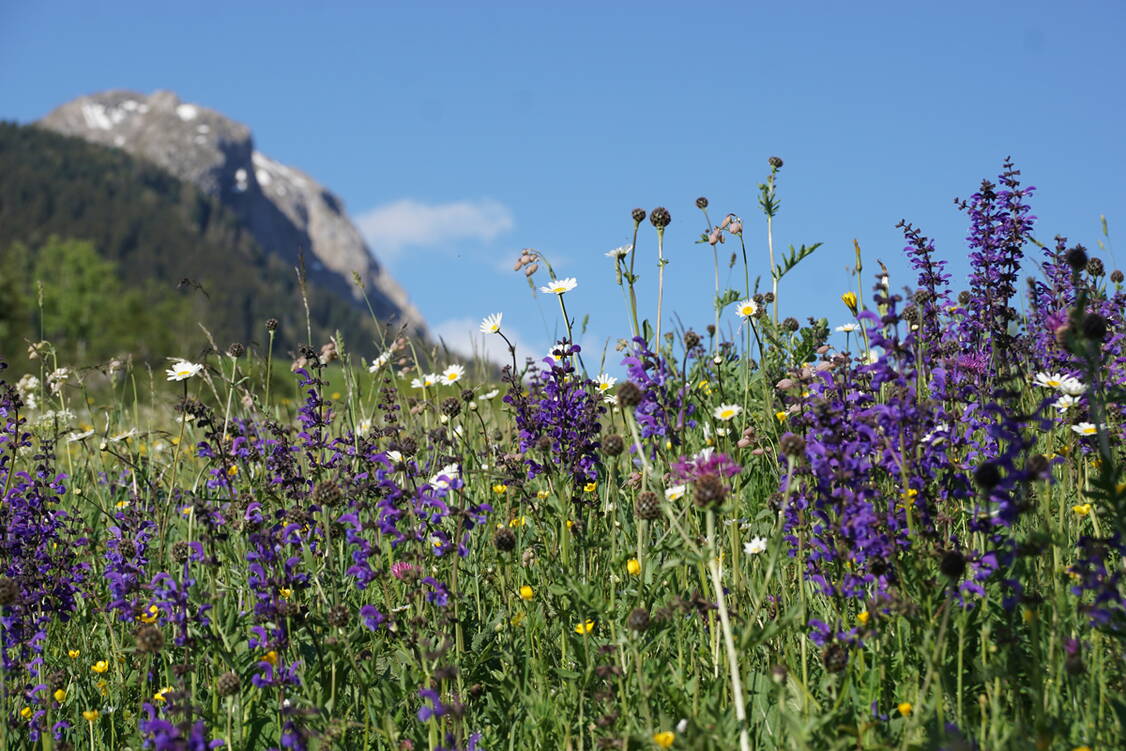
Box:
744 536 767 555
411 373 438 389
165 359 203 382
1032 371 1069 390
595 373 617 392
368 350 392 373
734 299 758 319
441 364 465 385
480 313 503 334
1058 377 1087 396
1071 422 1099 437
429 463 460 489
1053 394 1081 411
605 244 633 260
540 277 578 295
713 403 742 421
665 484 686 501
835 323 860 333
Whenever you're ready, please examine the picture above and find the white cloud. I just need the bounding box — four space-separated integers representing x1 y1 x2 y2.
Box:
432 317 535 367
356 198 514 260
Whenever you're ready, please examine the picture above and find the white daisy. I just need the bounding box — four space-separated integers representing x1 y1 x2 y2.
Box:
429 463 459 489
665 484 687 501
386 449 403 464
66 429 95 443
356 418 373 435
480 313 503 334
411 373 438 389
1071 422 1099 437
713 403 743 421
595 373 617 392
165 360 203 382
478 388 500 400
734 299 758 319
605 244 633 260
602 393 618 406
539 277 578 295
1058 377 1087 396
441 364 466 385
1053 394 1081 411
368 351 392 373
743 537 768 555
835 323 860 333
1032 371 1069 389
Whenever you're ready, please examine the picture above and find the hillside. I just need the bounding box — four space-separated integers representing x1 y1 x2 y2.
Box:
0 122 399 367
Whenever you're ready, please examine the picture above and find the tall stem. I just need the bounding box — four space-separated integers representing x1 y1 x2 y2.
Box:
656 227 666 350
706 510 752 751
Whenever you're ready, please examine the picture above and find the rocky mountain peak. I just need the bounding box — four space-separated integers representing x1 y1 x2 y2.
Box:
39 89 426 340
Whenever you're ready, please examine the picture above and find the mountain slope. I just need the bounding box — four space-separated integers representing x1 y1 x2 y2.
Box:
0 121 397 363
37 89 425 339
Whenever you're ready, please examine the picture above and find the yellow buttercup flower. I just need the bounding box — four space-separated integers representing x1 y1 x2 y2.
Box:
857 611 869 626
627 559 642 576
509 611 526 627
153 686 174 703
138 605 159 623
96 680 108 696
774 411 787 422
279 588 293 599
82 709 100 722
584 481 598 493
1072 504 1092 516
227 465 239 477
67 649 80 659
492 483 508 494
536 490 550 500
262 651 278 666
91 660 109 674
509 516 527 528
897 702 912 717
19 707 32 719
841 291 859 314
519 585 534 601
53 689 66 702
574 619 594 635
653 731 675 747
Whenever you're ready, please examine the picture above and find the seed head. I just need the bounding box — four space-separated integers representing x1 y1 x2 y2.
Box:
783 317 800 332
940 550 966 579
684 330 700 349
617 381 644 408
217 671 240 697
631 208 647 224
822 643 848 673
494 527 516 552
779 432 805 458
313 480 344 507
1111 269 1124 283
0 578 18 606
1086 257 1105 276
227 342 245 358
134 624 165 654
265 318 279 332
627 607 650 631
635 491 661 521
973 462 1001 490
649 207 671 229
1065 245 1088 271
695 196 709 209
171 541 191 563
1082 313 1107 342
693 473 729 509
603 434 625 456
327 604 350 628
768 156 784 169
441 397 462 418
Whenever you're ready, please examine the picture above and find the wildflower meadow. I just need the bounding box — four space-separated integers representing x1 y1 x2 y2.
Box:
2 158 1124 750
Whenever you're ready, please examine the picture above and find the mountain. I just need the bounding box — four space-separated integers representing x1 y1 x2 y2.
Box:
37 89 425 339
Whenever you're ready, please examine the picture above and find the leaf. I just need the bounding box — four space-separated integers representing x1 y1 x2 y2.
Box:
772 242 824 281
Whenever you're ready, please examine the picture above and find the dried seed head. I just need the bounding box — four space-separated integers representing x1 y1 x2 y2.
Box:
265 318 279 332
603 434 625 456
635 491 660 521
0 578 18 606
762 292 775 304
1086 257 1105 276
617 381 644 408
779 432 805 458
695 196 709 209
135 624 165 654
1025 454 1050 479
683 330 700 349
171 541 191 563
494 527 516 552
1082 313 1108 342
822 643 848 673
1065 245 1088 271
958 291 971 305
768 156 784 169
692 473 729 508
783 317 800 332
973 462 1001 490
627 607 650 631
441 397 461 418
631 208 647 224
227 342 245 358
313 481 344 507
649 207 671 229
217 671 240 697
1111 269 1124 283
940 550 966 580
327 604 350 628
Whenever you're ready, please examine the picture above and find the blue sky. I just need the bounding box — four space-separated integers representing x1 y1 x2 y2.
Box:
2 1 1124 371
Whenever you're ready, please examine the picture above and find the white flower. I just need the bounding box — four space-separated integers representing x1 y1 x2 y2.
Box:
429 463 459 489
922 423 950 445
713 403 742 421
1058 377 1087 396
605 244 633 260
478 388 500 400
166 360 203 382
545 347 565 363
665 485 687 501
595 373 617 392
539 277 578 295
676 719 688 734
602 393 618 406
356 418 373 435
1032 371 1069 390
835 323 860 333
368 351 392 373
110 428 138 442
480 313 503 334
734 299 758 319
411 373 438 389
441 364 466 385
1071 422 1099 437
1053 394 1081 411
743 536 768 555
863 350 880 365
386 449 403 464
67 429 95 443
